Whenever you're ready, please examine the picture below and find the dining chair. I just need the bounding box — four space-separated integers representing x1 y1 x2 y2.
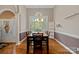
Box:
33 33 43 54
42 36 49 54
45 31 50 36
27 31 32 35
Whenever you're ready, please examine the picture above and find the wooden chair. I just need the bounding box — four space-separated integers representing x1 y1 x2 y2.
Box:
45 31 50 36
27 33 48 54
33 33 43 54
27 31 32 35
42 36 49 54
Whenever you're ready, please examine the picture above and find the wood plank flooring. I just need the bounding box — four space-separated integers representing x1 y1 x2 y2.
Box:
0 43 16 54
0 39 71 54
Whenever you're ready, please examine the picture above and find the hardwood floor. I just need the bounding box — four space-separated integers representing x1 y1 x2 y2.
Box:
0 43 16 54
0 39 71 54
49 39 71 54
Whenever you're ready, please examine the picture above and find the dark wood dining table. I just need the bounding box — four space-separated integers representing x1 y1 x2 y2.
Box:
27 32 49 54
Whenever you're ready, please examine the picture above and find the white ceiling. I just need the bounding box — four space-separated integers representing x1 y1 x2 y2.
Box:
24 5 55 8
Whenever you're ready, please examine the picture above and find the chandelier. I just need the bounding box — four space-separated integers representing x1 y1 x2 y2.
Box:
35 12 43 22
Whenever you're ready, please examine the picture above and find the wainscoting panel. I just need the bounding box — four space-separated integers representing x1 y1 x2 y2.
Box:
19 32 27 41
55 32 79 53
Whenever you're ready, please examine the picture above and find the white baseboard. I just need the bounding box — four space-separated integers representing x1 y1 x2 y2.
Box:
54 39 76 54
16 37 26 46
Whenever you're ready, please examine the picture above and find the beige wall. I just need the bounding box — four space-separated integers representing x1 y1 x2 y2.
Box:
0 5 17 13
54 5 79 38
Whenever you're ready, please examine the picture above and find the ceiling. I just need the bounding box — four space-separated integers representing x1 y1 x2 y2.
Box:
24 5 55 8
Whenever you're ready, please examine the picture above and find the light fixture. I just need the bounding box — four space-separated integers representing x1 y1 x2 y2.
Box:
35 19 37 21
41 18 43 22
36 18 39 22
35 12 43 22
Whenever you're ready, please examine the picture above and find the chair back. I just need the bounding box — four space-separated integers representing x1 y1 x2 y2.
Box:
33 33 43 40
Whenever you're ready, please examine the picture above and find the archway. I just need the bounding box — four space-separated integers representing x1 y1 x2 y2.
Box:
0 10 15 19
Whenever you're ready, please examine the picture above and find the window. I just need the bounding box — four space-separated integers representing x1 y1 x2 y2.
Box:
30 16 48 32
